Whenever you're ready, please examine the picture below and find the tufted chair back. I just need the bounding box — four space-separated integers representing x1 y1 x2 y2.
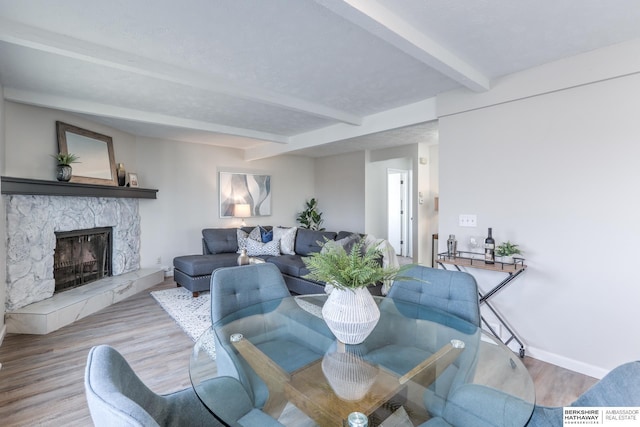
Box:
388 265 480 327
210 263 291 323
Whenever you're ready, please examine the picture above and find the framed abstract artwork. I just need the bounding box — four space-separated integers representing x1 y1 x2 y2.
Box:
219 172 272 218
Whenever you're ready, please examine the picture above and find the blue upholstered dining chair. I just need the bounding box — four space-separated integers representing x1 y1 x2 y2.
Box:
419 361 640 427
210 263 334 411
361 266 482 420
84 345 222 427
387 265 480 328
526 360 640 427
210 263 291 323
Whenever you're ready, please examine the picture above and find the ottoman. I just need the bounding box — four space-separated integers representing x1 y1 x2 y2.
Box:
173 253 239 296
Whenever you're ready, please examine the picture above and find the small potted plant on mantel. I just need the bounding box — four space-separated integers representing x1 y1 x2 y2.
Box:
52 152 80 182
303 239 406 344
495 241 522 264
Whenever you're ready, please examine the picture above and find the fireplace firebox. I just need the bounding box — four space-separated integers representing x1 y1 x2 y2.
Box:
54 227 113 293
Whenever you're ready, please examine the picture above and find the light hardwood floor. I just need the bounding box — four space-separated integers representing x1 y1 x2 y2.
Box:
0 279 597 426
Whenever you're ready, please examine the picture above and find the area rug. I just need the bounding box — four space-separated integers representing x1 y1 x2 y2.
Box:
151 287 323 343
151 287 211 342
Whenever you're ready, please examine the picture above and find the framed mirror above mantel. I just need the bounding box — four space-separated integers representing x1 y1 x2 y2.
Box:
56 121 118 186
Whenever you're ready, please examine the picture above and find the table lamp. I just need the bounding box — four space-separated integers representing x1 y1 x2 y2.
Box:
234 203 251 226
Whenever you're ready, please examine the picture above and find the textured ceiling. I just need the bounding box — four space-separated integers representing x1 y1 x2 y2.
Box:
1 0 640 158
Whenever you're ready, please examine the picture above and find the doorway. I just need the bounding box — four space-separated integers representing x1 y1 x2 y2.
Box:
387 169 411 257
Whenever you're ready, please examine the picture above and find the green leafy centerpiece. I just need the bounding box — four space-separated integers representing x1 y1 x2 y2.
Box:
303 239 404 344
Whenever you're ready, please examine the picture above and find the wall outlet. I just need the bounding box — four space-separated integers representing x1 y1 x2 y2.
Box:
459 214 477 227
156 257 162 265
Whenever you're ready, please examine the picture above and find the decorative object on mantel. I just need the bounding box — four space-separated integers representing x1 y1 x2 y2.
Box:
116 163 126 186
56 121 118 186
127 172 139 187
303 239 406 344
296 197 325 230
51 152 79 182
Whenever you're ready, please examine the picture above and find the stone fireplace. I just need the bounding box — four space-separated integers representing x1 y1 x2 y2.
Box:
4 194 141 311
1 180 163 335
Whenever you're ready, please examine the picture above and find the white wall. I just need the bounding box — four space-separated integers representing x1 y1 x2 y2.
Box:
135 137 315 269
315 151 366 233
438 42 640 377
4 102 138 180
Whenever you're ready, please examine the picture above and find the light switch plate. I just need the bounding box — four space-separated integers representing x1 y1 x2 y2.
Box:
459 214 477 227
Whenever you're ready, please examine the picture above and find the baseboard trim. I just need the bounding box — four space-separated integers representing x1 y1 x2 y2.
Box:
526 346 609 379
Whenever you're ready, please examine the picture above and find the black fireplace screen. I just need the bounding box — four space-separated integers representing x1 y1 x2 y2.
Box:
54 227 113 292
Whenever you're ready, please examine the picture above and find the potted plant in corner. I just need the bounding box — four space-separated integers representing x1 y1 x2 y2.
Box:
495 241 522 264
303 239 404 344
52 152 79 182
296 198 325 230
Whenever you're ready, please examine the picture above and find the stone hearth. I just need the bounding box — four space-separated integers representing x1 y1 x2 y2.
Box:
5 269 163 334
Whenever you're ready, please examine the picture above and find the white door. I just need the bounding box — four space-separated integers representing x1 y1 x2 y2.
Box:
387 169 409 256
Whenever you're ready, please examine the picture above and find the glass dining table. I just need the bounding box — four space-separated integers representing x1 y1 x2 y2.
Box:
190 294 535 427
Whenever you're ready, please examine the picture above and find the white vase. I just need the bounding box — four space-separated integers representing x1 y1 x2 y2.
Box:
321 287 380 345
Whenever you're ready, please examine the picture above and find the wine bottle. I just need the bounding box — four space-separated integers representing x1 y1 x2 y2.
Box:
484 227 495 264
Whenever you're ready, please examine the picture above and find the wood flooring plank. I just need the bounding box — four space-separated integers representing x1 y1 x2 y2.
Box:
0 278 598 426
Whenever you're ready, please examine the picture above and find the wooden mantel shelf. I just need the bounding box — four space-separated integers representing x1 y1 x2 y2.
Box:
1 176 158 199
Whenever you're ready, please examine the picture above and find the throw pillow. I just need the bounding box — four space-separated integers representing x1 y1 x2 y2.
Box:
246 238 281 257
273 226 297 255
321 233 361 254
236 229 249 254
259 226 273 243
248 226 262 242
336 233 362 254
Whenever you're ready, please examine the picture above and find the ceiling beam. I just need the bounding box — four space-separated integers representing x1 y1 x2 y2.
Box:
4 88 290 144
0 18 363 126
315 0 490 92
245 97 437 160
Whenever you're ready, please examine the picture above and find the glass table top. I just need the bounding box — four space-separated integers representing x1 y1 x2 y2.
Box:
190 294 535 427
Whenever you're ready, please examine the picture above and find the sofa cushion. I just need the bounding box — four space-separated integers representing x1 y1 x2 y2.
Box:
249 226 262 242
246 239 280 257
267 255 310 277
336 230 364 241
273 226 297 255
238 226 269 253
174 254 239 276
259 226 273 243
324 233 361 254
203 228 238 254
237 228 249 253
294 229 338 256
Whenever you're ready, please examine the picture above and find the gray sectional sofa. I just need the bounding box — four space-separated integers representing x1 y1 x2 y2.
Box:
173 226 383 297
